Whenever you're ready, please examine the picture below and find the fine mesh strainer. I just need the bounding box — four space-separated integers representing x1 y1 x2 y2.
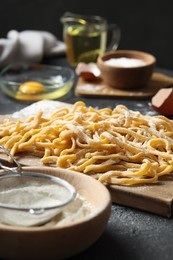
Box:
0 146 76 227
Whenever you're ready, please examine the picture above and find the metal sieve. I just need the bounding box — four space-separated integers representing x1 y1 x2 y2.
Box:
0 146 76 227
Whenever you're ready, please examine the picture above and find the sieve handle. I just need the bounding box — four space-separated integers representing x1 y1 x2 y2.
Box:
0 146 22 173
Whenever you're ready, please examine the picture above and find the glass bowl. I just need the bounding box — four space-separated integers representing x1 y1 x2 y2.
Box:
0 63 75 101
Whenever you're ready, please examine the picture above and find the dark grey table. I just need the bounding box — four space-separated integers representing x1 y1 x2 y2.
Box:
0 56 173 260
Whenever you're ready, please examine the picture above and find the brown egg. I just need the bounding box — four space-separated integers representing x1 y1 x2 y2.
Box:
75 63 101 81
151 87 173 115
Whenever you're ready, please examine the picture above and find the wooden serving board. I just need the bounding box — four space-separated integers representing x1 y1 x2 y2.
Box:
1 100 173 218
75 72 173 99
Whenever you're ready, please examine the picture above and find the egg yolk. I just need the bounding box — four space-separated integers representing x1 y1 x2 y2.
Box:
19 81 45 94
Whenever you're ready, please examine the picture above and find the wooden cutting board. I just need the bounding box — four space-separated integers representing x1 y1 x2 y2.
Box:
108 174 173 217
75 72 173 99
1 100 173 218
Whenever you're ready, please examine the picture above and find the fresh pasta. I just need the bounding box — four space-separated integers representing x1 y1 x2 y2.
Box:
0 101 173 186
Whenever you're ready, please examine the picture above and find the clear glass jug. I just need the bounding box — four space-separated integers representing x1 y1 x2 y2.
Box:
60 12 121 67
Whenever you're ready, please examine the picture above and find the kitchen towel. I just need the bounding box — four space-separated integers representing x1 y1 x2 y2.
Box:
0 30 66 67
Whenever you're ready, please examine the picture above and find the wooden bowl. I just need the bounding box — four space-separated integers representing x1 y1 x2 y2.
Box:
97 50 156 89
0 166 111 259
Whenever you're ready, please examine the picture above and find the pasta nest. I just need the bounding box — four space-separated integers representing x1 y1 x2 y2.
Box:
0 101 173 186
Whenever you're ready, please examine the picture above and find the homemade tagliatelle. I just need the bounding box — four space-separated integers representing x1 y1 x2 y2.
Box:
0 101 173 186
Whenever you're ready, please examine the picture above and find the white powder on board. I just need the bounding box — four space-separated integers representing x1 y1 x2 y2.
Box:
12 100 72 120
78 84 104 92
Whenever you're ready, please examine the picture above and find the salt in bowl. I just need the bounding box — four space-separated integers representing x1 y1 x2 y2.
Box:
97 50 156 89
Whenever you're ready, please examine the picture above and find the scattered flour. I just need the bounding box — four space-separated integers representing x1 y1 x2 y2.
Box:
78 84 104 92
12 100 72 120
45 193 93 227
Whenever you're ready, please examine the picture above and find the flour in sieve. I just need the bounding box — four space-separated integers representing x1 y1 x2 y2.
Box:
0 184 70 208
